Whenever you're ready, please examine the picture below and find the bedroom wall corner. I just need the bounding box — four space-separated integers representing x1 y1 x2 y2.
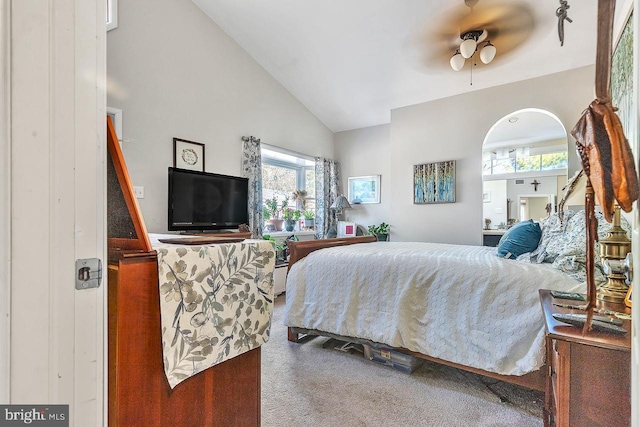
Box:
107 0 334 233
334 124 392 232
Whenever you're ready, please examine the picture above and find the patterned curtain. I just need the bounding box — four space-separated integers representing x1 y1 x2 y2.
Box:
315 157 340 239
242 136 263 238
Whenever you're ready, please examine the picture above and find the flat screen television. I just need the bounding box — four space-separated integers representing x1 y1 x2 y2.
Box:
168 167 249 231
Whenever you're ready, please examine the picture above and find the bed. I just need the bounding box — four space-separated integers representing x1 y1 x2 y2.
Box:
283 211 616 391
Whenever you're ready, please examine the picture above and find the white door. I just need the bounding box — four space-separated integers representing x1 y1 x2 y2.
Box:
5 1 106 425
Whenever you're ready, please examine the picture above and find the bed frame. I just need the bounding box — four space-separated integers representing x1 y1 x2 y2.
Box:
285 236 546 392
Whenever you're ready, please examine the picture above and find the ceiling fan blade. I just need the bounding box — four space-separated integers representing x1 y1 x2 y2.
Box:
413 0 536 71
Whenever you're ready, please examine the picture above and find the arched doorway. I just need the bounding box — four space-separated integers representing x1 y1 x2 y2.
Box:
481 108 568 233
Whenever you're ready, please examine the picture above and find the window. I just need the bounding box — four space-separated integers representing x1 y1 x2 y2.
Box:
261 147 315 213
482 151 567 176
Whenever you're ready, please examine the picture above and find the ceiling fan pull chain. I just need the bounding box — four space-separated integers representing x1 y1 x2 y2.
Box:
469 58 474 86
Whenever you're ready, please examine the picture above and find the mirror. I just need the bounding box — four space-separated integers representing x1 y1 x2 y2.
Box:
482 109 567 231
518 194 555 223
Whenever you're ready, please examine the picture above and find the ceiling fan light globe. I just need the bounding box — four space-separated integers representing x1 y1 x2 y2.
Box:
480 44 496 64
450 53 465 71
460 39 477 59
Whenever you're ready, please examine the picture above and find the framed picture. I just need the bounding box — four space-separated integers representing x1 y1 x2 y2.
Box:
173 138 205 172
348 175 381 204
337 221 356 238
483 191 491 203
611 10 633 144
413 160 456 204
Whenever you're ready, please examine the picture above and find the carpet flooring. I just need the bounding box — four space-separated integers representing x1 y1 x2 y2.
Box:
261 295 544 427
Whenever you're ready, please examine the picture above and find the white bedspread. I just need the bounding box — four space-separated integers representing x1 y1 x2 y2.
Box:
285 242 584 376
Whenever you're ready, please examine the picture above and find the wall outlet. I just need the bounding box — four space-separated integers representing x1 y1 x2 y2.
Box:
133 186 144 199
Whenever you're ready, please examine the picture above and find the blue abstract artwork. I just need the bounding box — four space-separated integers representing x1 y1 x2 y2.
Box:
414 160 456 204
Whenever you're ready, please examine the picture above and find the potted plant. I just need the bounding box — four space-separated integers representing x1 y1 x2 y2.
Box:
263 234 287 263
303 210 315 229
262 207 274 232
368 222 390 241
283 208 297 232
292 209 302 231
264 197 284 231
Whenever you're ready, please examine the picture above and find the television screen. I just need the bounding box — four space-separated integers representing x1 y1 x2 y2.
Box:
168 167 249 231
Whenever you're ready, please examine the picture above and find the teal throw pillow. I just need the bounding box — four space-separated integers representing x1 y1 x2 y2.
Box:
497 219 542 260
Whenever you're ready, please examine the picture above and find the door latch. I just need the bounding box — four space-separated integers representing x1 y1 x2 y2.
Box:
76 258 102 290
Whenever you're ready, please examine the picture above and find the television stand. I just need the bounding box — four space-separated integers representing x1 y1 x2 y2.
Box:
198 231 253 239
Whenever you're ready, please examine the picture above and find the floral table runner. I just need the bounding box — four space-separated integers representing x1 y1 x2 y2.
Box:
154 240 275 388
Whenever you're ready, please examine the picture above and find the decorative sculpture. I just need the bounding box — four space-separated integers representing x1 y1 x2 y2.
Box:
556 0 572 46
571 0 639 330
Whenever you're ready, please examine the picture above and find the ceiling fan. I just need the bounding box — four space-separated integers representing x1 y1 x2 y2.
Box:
421 0 536 72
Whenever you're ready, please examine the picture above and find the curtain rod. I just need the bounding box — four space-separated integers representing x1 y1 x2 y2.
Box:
241 135 315 162
241 135 260 143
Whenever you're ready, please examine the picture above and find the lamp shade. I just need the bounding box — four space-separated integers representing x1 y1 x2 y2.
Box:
479 42 496 64
460 38 477 59
450 52 465 71
331 195 352 210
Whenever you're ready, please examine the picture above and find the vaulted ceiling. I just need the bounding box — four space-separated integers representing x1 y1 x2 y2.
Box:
193 0 630 133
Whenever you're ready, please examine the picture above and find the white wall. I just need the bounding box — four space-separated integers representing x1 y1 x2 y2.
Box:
336 65 595 245
335 124 391 232
506 175 561 217
482 180 507 228
107 0 334 232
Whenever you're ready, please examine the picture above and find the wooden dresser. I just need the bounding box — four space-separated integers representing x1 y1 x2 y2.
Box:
539 289 630 427
107 117 261 426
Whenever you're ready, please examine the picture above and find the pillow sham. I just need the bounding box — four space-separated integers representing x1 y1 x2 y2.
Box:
528 209 631 283
516 212 568 263
497 219 542 260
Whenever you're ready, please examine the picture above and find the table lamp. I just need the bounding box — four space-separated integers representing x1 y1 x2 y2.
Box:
331 195 352 220
326 195 352 238
598 205 631 303
562 170 631 304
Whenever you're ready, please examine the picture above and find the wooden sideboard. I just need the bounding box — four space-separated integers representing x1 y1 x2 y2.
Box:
107 117 261 426
108 250 261 426
539 289 630 427
199 231 253 239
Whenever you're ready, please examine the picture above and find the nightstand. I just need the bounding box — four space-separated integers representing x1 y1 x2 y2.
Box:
539 289 631 427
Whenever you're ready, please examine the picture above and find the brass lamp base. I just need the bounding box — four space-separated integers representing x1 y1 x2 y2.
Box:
597 277 629 303
597 205 631 304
